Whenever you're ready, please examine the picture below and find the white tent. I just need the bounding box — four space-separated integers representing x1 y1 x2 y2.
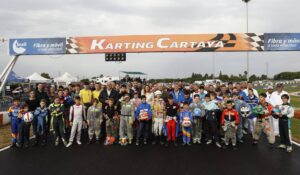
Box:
54 72 78 83
27 72 51 83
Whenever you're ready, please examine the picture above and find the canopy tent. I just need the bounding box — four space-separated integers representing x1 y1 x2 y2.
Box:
27 72 51 83
7 71 28 83
54 72 78 83
119 71 148 81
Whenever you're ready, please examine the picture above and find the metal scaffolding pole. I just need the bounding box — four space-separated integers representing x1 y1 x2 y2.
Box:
0 55 19 92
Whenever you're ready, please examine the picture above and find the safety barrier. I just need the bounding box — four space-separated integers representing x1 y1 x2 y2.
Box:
295 110 300 119
0 112 10 126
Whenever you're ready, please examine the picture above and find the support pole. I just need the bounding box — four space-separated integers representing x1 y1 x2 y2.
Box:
246 2 250 81
0 56 18 81
0 56 19 92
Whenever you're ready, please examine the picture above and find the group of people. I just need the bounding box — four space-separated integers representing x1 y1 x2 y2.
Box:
7 80 295 152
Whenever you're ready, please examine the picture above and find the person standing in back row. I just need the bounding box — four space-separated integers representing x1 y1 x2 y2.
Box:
79 82 92 112
269 83 289 137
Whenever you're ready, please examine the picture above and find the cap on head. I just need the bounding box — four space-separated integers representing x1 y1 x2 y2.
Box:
154 90 162 96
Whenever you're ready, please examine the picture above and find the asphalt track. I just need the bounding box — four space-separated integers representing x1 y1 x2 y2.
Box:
0 135 300 175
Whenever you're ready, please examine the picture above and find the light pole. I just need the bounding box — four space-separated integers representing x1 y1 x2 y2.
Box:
212 52 216 79
242 0 251 81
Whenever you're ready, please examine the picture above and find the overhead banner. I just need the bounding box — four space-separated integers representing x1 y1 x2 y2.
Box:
9 38 66 56
264 33 300 51
8 33 300 55
66 33 264 54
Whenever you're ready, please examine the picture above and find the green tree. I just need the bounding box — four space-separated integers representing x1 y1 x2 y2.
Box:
80 79 90 83
41 73 51 79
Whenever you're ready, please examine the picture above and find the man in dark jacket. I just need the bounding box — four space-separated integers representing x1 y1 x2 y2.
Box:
99 82 119 110
35 83 50 106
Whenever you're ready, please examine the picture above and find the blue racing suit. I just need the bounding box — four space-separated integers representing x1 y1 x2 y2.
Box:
8 106 21 143
34 107 49 135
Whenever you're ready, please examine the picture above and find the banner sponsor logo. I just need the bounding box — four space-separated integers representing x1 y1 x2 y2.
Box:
264 33 300 51
9 38 66 56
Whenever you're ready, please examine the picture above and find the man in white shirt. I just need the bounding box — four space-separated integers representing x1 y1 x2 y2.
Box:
243 82 259 97
269 83 289 136
266 86 274 103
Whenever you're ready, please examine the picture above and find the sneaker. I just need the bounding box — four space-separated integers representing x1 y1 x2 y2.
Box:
62 139 68 147
206 140 212 145
33 141 39 147
152 140 156 145
165 141 170 147
238 139 244 144
128 139 132 145
193 139 197 144
77 141 82 145
66 142 73 147
143 140 147 145
187 143 191 146
286 146 293 153
216 142 222 148
10 143 16 148
55 139 59 146
16 143 22 148
104 140 109 146
242 130 248 135
253 140 258 145
136 141 140 146
174 141 178 147
41 141 46 147
197 139 201 144
277 144 286 149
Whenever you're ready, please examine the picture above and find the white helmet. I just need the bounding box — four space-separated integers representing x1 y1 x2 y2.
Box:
240 106 251 118
182 117 192 127
23 112 34 123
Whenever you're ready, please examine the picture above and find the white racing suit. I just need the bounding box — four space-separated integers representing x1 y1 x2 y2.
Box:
69 105 86 143
151 98 165 143
119 101 135 143
87 106 103 141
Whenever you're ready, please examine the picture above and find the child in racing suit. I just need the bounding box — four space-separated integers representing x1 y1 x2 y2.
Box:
151 91 166 145
103 98 120 145
87 99 103 144
276 94 294 152
8 98 22 147
252 93 275 148
119 94 135 145
180 102 193 146
33 99 49 146
203 94 222 148
136 95 152 146
50 97 67 147
189 94 205 144
221 100 239 149
165 95 179 147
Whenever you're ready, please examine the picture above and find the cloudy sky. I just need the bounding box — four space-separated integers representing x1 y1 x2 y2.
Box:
0 0 299 79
